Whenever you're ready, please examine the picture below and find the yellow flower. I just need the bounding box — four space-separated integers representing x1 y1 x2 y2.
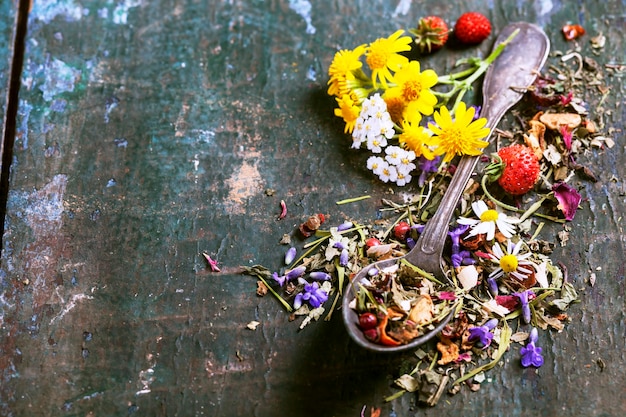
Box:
327 44 367 97
429 102 490 162
399 115 438 159
387 60 438 116
382 88 406 125
334 95 361 134
366 30 412 89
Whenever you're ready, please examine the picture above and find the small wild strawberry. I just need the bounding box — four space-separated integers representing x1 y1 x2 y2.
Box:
486 144 541 196
410 16 450 53
454 12 492 45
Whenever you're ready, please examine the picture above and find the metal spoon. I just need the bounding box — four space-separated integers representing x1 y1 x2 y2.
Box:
342 22 550 352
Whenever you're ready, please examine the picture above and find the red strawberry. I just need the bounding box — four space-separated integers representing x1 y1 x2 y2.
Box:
410 16 450 53
454 12 492 45
489 144 540 196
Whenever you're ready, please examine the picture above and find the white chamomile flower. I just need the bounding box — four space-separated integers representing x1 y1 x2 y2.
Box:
488 240 536 281
458 200 519 241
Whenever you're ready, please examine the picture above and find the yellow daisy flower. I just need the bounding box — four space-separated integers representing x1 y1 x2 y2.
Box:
399 116 438 160
327 44 367 97
365 30 412 89
387 60 438 116
429 102 490 162
334 95 361 134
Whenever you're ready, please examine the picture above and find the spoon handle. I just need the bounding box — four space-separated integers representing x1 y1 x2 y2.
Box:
406 22 550 277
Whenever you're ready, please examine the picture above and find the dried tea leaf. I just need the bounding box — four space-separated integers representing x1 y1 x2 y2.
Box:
550 282 579 311
394 374 420 392
299 306 325 329
510 331 530 343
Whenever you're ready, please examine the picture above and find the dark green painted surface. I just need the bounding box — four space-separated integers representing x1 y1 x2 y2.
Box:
0 1 624 416
0 1 15 128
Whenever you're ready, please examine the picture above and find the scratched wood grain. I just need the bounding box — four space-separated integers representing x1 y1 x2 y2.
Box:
0 1 624 416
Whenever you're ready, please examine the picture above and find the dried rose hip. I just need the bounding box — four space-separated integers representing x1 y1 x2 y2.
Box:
358 312 378 330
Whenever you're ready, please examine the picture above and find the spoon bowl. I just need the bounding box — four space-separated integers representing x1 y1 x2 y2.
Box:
342 22 550 353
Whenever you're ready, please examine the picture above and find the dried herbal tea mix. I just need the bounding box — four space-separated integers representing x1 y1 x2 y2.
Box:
240 15 615 408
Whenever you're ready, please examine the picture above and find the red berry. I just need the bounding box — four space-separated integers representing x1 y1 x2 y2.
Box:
410 16 449 53
454 12 492 45
358 312 379 330
363 328 380 342
393 222 411 240
365 237 381 249
496 144 541 196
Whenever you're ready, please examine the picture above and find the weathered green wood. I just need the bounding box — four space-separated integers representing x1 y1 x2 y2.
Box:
0 1 624 416
0 2 14 127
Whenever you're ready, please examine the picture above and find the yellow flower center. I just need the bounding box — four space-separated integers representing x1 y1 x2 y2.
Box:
402 80 423 102
480 209 499 222
499 254 519 273
366 50 388 70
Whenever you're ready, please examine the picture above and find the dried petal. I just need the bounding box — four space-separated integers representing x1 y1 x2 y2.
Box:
202 252 221 272
539 112 582 131
277 199 287 220
408 294 434 325
436 338 459 365
457 265 479 290
552 182 582 221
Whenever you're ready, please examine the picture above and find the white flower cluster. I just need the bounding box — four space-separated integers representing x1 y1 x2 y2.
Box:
367 146 416 186
352 94 395 153
352 94 416 186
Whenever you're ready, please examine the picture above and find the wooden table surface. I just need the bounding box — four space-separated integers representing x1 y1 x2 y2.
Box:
1 1 624 416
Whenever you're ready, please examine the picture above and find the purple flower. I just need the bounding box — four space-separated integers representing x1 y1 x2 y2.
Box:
552 182 582 221
337 221 353 231
274 265 307 287
515 290 534 324
406 237 416 250
470 105 482 121
272 272 286 287
309 271 331 281
293 279 329 309
333 241 347 250
520 327 544 367
451 250 475 268
284 247 297 265
449 224 471 267
339 248 349 266
468 318 498 348
487 277 499 296
417 156 441 187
